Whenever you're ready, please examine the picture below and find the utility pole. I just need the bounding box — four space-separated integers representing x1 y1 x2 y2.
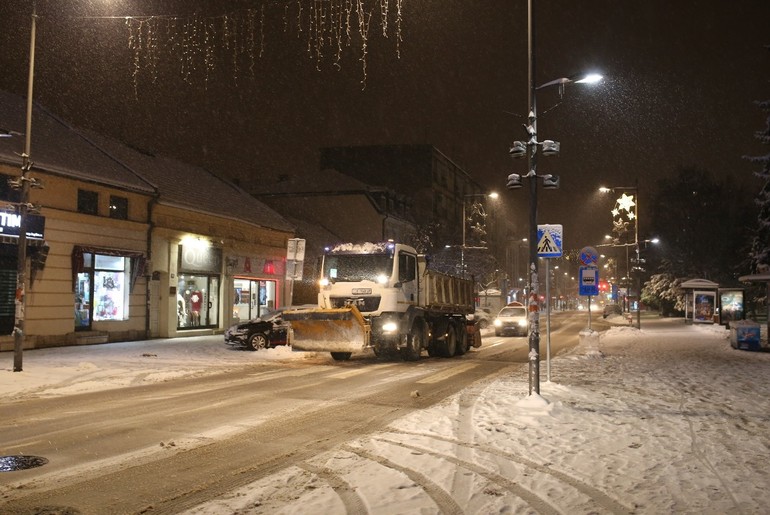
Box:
13 4 38 372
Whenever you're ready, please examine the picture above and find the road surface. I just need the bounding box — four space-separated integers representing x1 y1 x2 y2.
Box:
1 311 592 514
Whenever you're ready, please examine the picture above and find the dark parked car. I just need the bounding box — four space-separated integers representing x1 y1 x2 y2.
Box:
224 309 290 351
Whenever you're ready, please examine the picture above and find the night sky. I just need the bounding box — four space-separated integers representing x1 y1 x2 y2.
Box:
0 0 768 250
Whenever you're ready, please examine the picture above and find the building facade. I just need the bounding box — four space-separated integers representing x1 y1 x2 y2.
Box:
0 91 295 350
319 144 485 247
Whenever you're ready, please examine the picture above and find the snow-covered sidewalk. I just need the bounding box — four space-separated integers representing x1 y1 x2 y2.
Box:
3 318 770 514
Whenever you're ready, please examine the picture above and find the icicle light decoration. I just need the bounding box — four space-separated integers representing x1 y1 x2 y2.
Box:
124 0 403 97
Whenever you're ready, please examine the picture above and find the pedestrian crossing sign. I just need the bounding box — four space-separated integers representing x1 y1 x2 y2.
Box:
537 224 563 258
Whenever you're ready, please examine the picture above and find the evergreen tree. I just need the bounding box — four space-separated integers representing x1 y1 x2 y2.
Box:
641 273 685 316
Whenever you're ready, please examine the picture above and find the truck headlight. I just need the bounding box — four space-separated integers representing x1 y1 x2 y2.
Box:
382 321 398 333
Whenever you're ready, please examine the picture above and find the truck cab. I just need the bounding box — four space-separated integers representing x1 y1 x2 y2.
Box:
318 242 417 317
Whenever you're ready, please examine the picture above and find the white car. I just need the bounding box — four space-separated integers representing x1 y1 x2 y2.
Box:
494 304 528 336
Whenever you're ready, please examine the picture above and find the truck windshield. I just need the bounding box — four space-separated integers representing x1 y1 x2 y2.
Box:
323 253 394 283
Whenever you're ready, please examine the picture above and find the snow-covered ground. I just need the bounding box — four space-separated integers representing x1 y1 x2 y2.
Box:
2 317 770 514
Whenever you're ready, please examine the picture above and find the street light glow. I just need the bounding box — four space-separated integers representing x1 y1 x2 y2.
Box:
575 73 603 84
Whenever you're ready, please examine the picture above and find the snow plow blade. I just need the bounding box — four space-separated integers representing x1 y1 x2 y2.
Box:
283 306 371 353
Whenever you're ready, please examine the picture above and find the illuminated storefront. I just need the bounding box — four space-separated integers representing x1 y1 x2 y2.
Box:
228 255 283 323
176 243 221 330
72 246 146 331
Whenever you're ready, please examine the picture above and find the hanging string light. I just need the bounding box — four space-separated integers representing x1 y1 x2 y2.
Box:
119 0 403 97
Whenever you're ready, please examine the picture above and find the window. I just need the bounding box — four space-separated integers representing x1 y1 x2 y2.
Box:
177 274 220 329
109 195 128 220
399 253 416 282
0 173 21 203
75 252 130 328
77 189 98 215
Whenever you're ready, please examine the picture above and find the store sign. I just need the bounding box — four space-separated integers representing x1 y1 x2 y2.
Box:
0 212 45 239
178 245 222 274
287 238 306 261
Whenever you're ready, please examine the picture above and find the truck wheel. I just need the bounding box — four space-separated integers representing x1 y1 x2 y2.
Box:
401 322 425 361
330 352 352 361
454 324 469 356
442 327 457 357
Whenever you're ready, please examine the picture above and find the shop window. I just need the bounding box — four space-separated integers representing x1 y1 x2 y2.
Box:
109 195 128 220
75 252 130 328
177 274 220 328
232 278 277 322
77 189 98 215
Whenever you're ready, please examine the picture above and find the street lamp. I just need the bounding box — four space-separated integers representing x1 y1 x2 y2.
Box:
599 185 640 329
506 0 603 395
461 192 498 277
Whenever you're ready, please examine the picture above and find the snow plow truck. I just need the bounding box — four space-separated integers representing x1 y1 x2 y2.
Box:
282 241 482 361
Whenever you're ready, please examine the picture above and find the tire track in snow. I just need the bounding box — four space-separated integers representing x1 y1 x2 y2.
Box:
297 462 367 514
450 388 482 504
342 444 465 515
368 437 561 515
676 386 744 513
385 429 633 514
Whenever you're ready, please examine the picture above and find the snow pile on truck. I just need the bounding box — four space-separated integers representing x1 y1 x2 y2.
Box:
283 241 480 361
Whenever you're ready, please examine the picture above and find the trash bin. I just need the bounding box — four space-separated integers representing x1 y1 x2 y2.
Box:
730 320 762 351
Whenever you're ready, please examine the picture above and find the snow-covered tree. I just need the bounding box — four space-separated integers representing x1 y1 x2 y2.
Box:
641 273 685 316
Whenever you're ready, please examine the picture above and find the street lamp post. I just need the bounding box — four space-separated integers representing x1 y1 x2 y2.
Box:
461 192 498 277
506 0 602 395
12 4 40 372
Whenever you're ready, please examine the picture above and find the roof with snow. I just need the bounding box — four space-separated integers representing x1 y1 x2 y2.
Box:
680 278 720 289
0 90 294 233
81 129 294 233
253 167 389 196
0 90 154 193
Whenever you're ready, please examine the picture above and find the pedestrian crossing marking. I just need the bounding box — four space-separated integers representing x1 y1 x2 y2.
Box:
538 232 558 254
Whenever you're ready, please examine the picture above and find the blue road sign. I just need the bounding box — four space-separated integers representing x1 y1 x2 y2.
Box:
537 224 563 258
579 266 599 296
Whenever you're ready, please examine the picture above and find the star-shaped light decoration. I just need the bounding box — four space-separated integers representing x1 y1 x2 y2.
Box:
616 193 636 216
613 219 629 236
610 192 637 240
